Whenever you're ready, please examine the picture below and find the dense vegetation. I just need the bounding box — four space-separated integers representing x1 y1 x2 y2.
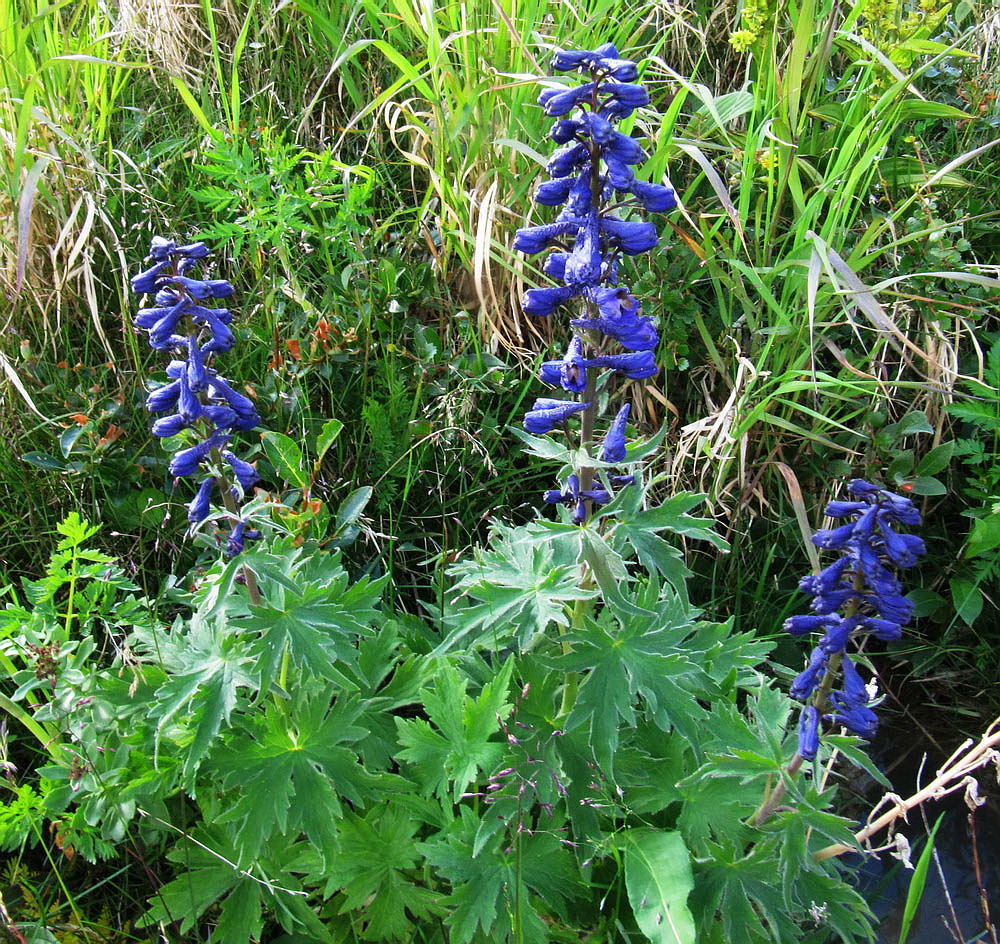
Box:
1 0 999 942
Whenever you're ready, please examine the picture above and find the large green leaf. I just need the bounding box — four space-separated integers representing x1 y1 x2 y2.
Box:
395 660 512 799
622 829 696 944
561 602 703 770
441 522 594 653
212 693 375 862
324 804 442 939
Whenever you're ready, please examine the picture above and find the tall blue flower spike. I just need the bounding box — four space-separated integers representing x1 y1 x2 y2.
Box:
132 239 261 556
785 480 925 759
516 43 674 521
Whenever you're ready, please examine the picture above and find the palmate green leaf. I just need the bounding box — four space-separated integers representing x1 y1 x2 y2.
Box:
395 660 512 800
441 523 594 653
140 827 324 943
608 492 728 597
143 612 259 777
214 880 264 944
692 837 801 944
240 558 384 688
324 804 442 939
212 692 375 863
622 829 696 944
341 621 435 768
611 492 728 546
420 807 579 944
561 607 702 771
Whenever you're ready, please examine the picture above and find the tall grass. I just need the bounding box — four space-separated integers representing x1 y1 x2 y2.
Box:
630 0 1000 516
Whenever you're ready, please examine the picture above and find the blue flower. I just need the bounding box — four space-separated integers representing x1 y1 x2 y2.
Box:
524 398 589 434
513 219 581 253
534 177 575 206
572 289 659 350
790 646 828 701
551 43 639 82
540 336 588 393
600 403 630 463
133 237 262 555
222 450 258 492
798 705 820 761
522 285 577 317
225 519 262 558
515 45 667 521
543 473 618 524
584 350 658 379
539 83 596 117
188 476 216 523
599 216 658 255
169 431 230 478
599 83 650 118
784 479 925 756
628 179 676 212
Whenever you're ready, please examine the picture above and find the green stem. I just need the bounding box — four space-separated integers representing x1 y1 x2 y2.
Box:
557 577 594 719
0 692 66 762
62 544 78 642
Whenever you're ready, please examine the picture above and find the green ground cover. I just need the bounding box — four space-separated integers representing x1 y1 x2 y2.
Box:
1 0 999 941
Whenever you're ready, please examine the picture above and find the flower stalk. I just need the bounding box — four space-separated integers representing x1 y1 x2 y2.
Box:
753 479 925 826
515 43 675 527
131 238 264 599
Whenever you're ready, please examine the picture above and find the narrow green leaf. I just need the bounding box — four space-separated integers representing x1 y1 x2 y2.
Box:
20 452 67 472
168 75 220 138
899 814 946 944
949 577 983 626
897 411 933 436
965 514 1000 559
316 418 344 463
58 425 86 458
622 830 696 944
908 475 946 496
336 486 372 530
914 441 954 476
261 431 309 490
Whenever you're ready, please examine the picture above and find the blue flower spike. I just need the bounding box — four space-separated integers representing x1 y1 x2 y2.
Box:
517 43 673 522
784 480 925 757
132 238 261 557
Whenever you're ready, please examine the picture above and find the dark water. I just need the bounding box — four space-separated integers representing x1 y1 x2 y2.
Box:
852 724 1000 944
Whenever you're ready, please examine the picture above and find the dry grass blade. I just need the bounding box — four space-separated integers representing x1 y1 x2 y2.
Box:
0 349 54 423
772 462 821 573
15 156 50 296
